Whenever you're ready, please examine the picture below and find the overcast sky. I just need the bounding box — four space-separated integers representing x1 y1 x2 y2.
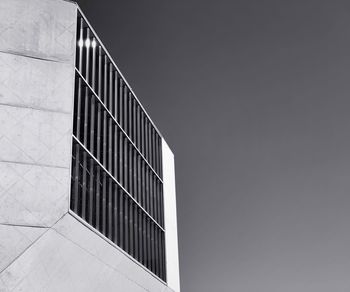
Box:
77 1 350 291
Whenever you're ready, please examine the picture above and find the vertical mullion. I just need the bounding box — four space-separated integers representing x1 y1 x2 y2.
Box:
103 55 108 107
133 149 137 202
134 207 138 261
124 194 129 253
156 177 160 224
85 28 90 83
144 214 150 268
88 158 94 224
108 177 113 240
144 118 148 161
102 172 107 235
156 178 160 224
114 73 118 120
128 92 132 138
97 46 102 162
159 137 163 178
149 171 153 219
83 85 89 146
124 86 128 133
91 37 97 91
142 167 148 212
157 229 162 279
133 99 136 144
124 138 128 190
150 127 154 170
136 105 140 149
78 18 84 72
94 46 102 230
141 111 145 156
148 122 152 166
76 79 83 141
129 144 133 196
142 161 146 210
138 209 143 264
72 144 79 213
119 131 123 185
142 213 147 267
82 88 89 220
108 117 112 173
153 175 157 223
95 168 101 231
146 167 150 214
102 112 107 167
155 226 160 278
109 63 113 116
138 155 142 206
150 221 154 273
113 184 118 244
155 133 159 175
147 217 151 270
129 200 134 257
114 126 118 180
160 184 164 227
153 129 157 173
119 79 123 126
118 188 124 248
160 231 164 280
150 127 154 171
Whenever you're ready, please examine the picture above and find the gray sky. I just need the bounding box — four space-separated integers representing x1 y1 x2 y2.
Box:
77 0 350 291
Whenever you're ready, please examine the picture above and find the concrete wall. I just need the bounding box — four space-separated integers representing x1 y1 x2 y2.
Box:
0 0 77 279
162 141 181 292
0 213 175 292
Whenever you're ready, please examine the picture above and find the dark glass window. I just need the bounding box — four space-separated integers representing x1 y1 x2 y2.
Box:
70 12 166 282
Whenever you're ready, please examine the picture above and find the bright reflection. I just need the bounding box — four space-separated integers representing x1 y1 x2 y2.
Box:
78 38 84 47
85 38 91 48
91 39 96 49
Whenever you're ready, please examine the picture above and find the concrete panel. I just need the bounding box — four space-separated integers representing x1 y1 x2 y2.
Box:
162 140 181 292
0 161 70 227
0 102 72 227
0 224 47 272
0 105 72 167
54 214 173 292
0 52 74 113
0 214 172 292
0 0 77 63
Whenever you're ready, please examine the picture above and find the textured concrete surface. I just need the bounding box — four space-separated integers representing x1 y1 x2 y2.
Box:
0 0 76 282
0 225 47 273
0 214 174 292
162 141 181 292
0 0 76 62
0 52 74 113
0 0 76 228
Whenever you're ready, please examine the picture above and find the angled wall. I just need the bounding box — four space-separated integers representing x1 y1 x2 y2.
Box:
0 213 175 292
0 0 76 278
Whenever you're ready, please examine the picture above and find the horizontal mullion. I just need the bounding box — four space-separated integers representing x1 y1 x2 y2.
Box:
75 68 163 183
73 135 165 231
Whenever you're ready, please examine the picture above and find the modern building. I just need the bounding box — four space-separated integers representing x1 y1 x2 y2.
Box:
0 0 180 291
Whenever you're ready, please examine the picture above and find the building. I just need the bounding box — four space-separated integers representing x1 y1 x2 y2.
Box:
0 0 180 291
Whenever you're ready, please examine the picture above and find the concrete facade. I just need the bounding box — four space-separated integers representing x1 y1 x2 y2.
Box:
0 0 180 291
162 141 181 292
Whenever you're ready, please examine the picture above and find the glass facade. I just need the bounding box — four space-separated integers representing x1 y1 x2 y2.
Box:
70 12 166 281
